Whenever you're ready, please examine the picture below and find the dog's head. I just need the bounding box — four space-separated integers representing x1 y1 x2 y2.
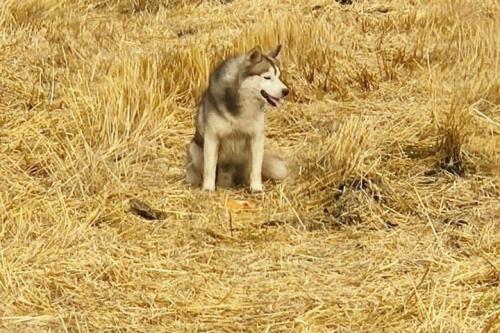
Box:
240 45 289 108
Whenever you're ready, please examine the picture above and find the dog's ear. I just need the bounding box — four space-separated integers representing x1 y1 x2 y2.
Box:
247 46 262 64
268 44 282 59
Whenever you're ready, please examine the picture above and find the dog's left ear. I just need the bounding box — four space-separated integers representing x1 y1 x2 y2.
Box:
268 44 282 59
247 46 262 64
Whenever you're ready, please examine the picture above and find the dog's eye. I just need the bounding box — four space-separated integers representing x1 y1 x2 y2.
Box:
263 76 271 80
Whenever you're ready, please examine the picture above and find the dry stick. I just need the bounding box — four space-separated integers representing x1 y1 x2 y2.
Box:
472 107 500 128
224 194 234 237
281 191 305 230
401 264 432 318
228 210 234 237
413 186 442 247
59 315 70 333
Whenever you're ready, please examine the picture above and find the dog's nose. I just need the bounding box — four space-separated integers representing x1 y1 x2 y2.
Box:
282 88 289 96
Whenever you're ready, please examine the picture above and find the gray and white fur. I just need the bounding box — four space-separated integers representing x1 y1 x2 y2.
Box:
186 44 289 192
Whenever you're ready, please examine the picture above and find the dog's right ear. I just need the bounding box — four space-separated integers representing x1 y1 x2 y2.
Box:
268 44 282 59
247 46 262 64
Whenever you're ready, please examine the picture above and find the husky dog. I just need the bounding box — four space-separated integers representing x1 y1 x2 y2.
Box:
186 44 289 192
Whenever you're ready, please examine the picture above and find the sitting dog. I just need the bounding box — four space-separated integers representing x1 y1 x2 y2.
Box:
186 44 289 192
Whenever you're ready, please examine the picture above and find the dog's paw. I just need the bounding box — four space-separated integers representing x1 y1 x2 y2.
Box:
202 183 215 192
250 183 263 193
202 186 215 192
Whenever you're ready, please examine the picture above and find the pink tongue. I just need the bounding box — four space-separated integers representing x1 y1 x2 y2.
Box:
271 97 281 106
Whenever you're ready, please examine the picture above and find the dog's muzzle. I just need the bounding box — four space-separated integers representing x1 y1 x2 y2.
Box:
261 90 282 107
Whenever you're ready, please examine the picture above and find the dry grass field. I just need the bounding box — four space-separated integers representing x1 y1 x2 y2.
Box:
1 0 499 332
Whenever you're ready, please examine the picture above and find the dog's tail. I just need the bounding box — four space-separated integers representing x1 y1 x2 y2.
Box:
262 152 288 181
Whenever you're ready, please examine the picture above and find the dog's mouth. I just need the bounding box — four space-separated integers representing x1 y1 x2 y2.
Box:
260 90 281 107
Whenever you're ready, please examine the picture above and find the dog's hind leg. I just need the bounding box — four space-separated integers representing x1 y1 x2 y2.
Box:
262 152 288 181
186 141 203 186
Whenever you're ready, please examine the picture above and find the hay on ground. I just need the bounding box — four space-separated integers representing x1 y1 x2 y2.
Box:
0 0 499 332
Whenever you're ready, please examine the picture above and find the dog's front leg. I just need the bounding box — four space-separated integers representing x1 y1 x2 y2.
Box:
202 131 219 192
249 132 264 193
